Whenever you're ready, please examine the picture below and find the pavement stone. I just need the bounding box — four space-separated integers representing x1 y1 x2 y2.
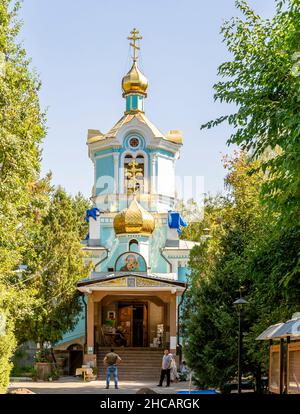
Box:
8 377 193 394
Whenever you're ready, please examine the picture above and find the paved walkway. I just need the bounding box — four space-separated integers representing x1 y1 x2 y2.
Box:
8 377 193 394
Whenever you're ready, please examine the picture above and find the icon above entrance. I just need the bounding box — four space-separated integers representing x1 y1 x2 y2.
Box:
115 251 147 272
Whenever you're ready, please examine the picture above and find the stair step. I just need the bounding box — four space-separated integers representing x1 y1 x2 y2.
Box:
97 348 164 381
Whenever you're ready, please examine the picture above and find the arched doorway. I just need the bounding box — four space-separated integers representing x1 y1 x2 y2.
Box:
67 343 83 375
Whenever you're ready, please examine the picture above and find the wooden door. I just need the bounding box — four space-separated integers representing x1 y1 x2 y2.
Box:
143 303 148 347
118 305 132 346
132 304 144 347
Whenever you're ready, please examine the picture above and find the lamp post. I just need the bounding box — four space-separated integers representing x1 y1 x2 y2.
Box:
233 297 248 394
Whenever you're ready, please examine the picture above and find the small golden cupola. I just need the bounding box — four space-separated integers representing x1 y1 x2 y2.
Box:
122 62 148 96
122 28 148 113
113 198 155 235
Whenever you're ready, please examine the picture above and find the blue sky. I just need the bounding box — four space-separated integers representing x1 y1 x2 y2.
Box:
19 0 276 199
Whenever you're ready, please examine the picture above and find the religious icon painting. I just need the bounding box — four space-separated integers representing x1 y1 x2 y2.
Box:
115 252 147 272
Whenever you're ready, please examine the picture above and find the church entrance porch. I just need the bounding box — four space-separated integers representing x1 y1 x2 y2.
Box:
77 273 186 366
96 295 167 349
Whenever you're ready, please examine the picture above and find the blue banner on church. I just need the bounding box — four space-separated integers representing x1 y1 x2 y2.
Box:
85 208 99 222
168 211 187 234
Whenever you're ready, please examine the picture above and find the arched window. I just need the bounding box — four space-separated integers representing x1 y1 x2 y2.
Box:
129 239 139 252
124 154 145 195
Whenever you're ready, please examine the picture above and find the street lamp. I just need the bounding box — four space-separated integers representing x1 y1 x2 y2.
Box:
233 297 248 394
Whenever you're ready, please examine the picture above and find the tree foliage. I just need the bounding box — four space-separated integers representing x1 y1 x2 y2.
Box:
182 152 300 390
15 187 91 347
0 0 45 393
202 0 300 226
184 1 300 390
0 1 90 392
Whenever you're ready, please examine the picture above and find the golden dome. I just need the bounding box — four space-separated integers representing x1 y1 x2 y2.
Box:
113 198 155 235
122 62 148 96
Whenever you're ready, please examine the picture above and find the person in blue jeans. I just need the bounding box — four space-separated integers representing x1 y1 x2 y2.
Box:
103 348 122 389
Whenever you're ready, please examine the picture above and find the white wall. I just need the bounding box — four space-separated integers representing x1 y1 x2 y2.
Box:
156 156 175 198
89 216 100 241
139 240 150 268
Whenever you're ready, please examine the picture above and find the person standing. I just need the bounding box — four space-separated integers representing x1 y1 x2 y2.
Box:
103 348 122 389
170 354 178 382
115 326 127 347
157 349 172 387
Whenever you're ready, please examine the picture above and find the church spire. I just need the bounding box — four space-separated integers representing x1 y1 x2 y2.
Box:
122 29 148 114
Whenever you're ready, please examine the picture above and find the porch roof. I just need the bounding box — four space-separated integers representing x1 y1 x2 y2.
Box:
77 272 187 293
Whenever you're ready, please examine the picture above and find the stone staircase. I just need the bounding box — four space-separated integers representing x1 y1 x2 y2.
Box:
97 347 162 382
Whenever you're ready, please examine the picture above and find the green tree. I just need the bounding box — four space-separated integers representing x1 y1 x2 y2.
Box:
179 194 229 242
190 2 300 390
0 1 92 393
175 198 203 241
0 0 45 392
182 152 300 390
202 0 300 227
15 187 91 350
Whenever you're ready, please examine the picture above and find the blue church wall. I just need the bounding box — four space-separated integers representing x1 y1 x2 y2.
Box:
92 134 177 203
106 239 128 270
149 225 169 273
95 155 114 196
178 266 189 283
100 226 115 249
94 148 120 158
95 229 172 274
102 235 151 272
98 226 120 271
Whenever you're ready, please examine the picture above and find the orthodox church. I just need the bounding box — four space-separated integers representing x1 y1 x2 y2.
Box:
55 29 197 376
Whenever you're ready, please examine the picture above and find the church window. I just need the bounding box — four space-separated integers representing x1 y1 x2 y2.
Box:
129 137 139 148
129 239 139 252
124 154 145 195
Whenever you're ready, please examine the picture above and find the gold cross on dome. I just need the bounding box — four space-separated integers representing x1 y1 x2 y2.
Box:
128 28 142 62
